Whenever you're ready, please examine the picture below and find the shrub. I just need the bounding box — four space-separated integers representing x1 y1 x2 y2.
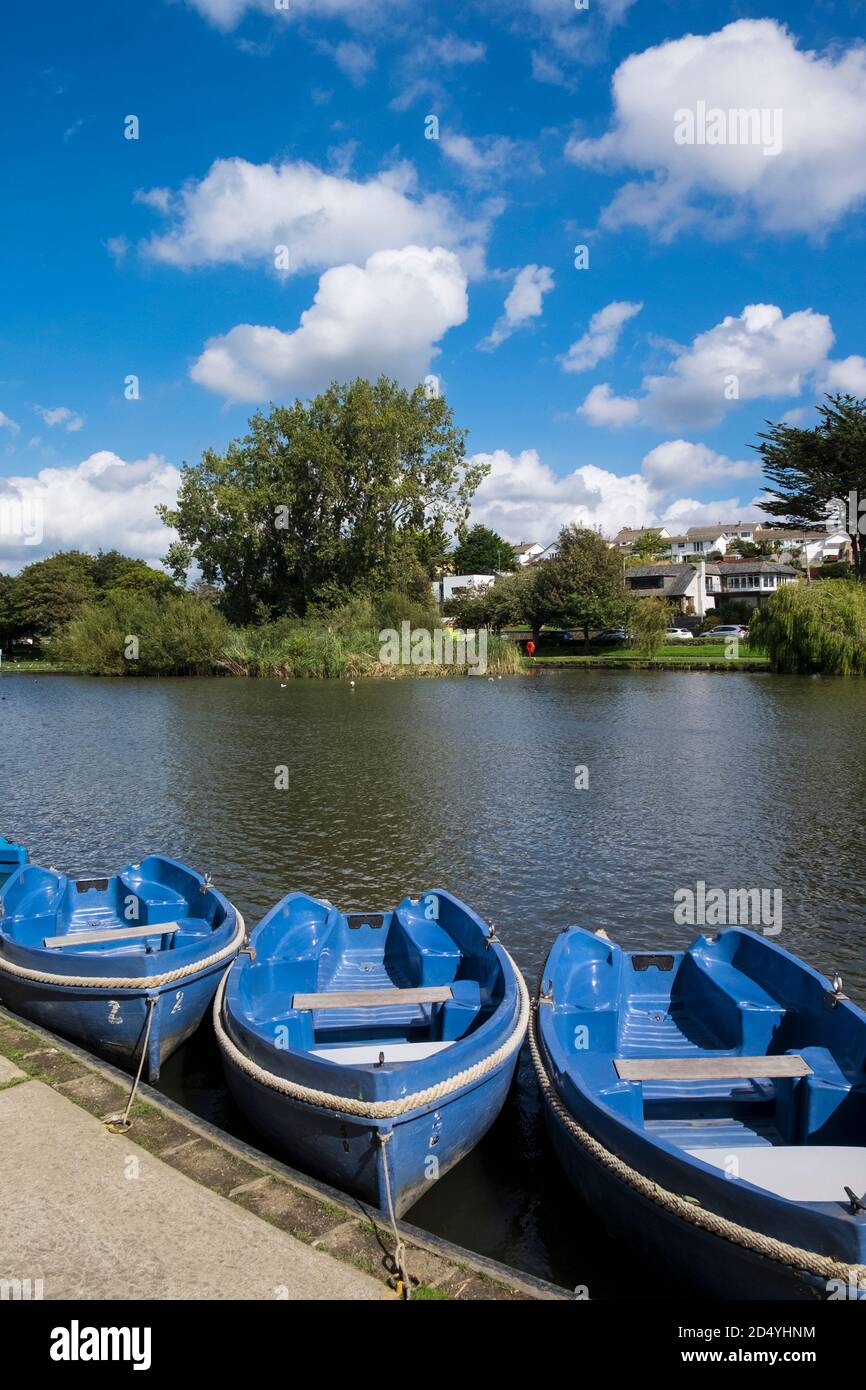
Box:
55 590 228 675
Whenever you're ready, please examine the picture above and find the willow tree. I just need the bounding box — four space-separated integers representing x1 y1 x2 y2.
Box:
750 580 866 675
158 378 487 623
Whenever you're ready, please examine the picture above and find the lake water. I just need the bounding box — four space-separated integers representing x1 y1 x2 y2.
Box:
3 668 865 1293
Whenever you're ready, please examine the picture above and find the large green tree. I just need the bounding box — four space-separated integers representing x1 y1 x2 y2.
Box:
451 524 518 574
536 526 628 648
756 394 866 580
11 551 97 637
159 378 486 623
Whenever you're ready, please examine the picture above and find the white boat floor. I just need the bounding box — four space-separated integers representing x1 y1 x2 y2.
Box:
688 1145 866 1202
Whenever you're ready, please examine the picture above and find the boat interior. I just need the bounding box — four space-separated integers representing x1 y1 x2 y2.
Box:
0 855 228 955
546 927 866 1203
238 892 505 1064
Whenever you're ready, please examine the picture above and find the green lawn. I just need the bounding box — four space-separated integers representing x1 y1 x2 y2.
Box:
532 642 768 668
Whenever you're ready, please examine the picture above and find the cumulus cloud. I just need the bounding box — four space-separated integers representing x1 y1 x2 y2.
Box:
468 448 656 540
641 440 755 490
190 244 468 401
577 383 640 427
480 264 554 350
566 19 866 238
0 452 178 570
579 303 835 430
0 411 20 435
33 404 85 432
560 300 642 373
660 495 765 530
465 440 761 542
823 355 866 396
139 157 494 277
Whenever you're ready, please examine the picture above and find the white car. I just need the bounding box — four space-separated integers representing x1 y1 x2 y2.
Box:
703 624 749 641
665 627 694 640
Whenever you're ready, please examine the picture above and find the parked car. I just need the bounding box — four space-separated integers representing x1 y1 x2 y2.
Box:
594 628 629 644
665 627 694 640
702 624 749 641
540 629 574 642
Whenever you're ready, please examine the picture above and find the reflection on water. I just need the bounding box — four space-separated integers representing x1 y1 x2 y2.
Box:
3 669 865 1290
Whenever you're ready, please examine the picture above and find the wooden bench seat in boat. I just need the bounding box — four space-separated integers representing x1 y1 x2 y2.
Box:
311 1040 455 1065
292 985 453 1011
43 923 181 948
687 1144 866 1202
614 1055 812 1082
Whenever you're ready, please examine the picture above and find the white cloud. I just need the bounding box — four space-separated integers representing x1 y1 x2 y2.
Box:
480 264 554 350
823 355 866 396
580 303 834 430
566 19 866 237
440 132 533 185
33 405 85 432
190 244 468 401
660 495 765 530
641 440 755 490
577 383 640 427
184 0 394 33
468 448 656 540
327 40 375 84
0 452 178 570
0 411 20 435
139 156 493 277
428 35 486 65
460 442 766 542
560 300 642 373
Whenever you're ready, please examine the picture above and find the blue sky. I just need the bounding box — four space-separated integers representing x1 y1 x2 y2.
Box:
2 0 866 565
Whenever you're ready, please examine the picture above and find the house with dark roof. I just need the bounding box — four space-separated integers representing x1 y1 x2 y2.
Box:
624 561 714 617
710 559 798 608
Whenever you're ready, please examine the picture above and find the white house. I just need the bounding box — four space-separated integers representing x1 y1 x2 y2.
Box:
624 561 715 617
431 573 495 607
512 542 544 566
666 522 762 560
610 526 672 550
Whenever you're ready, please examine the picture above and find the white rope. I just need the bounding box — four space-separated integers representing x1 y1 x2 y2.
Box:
378 1131 411 1298
213 947 530 1120
528 1001 866 1289
0 912 246 991
105 995 158 1134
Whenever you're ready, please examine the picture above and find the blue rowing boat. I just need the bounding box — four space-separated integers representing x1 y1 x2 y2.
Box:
532 925 866 1300
0 837 27 887
0 854 244 1080
215 889 528 1216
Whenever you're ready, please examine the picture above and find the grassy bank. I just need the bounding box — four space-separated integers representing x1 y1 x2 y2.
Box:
532 642 769 670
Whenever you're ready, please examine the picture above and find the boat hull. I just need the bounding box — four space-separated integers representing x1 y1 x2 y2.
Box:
222 1042 519 1216
0 963 228 1082
539 1080 853 1300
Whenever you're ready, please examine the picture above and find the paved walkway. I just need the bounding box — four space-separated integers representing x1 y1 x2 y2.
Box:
0 1078 389 1301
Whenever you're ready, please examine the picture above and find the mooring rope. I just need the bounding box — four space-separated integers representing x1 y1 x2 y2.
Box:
212 948 530 1120
378 1131 412 1299
0 912 246 991
104 995 158 1135
528 999 866 1291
